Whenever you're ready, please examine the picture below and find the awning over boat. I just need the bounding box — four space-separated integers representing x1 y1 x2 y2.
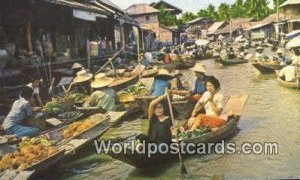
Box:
286 30 300 39
286 36 300 48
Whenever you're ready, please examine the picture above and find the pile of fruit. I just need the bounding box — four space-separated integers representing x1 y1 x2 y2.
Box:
178 126 211 140
19 136 55 148
63 118 97 139
0 136 58 171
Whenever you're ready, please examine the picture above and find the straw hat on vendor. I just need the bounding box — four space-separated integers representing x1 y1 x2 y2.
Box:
256 46 263 50
73 69 93 84
276 48 284 55
91 73 114 89
155 68 173 80
190 63 207 73
71 62 83 70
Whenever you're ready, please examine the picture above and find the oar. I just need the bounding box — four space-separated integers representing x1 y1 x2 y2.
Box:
166 90 188 176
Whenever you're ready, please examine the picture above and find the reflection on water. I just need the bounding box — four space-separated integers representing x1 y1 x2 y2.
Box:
55 59 300 179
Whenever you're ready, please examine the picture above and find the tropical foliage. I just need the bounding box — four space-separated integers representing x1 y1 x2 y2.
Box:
176 0 286 24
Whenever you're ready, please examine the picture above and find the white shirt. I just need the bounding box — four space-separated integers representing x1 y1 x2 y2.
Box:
144 52 153 63
199 91 223 116
27 83 39 95
291 55 300 65
279 65 296 82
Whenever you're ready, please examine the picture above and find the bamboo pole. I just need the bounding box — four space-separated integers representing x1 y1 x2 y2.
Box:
136 27 141 83
26 11 33 54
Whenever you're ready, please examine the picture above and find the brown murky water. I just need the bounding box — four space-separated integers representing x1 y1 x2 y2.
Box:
53 55 300 179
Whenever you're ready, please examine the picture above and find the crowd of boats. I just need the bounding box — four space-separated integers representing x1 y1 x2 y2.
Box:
0 34 299 178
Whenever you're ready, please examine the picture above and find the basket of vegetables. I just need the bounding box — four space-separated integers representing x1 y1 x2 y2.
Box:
118 83 148 103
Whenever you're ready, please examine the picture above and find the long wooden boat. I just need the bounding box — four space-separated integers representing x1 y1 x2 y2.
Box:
173 59 195 70
215 58 248 66
275 71 299 89
108 95 248 168
108 74 139 91
252 62 284 74
0 107 139 179
142 69 158 78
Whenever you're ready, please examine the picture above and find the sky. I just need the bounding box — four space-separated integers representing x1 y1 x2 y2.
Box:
110 0 274 13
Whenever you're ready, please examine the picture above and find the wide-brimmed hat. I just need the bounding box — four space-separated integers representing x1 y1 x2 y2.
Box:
155 69 173 79
173 70 183 77
71 62 83 70
190 63 206 73
276 48 284 54
256 46 263 50
73 69 93 83
91 73 114 88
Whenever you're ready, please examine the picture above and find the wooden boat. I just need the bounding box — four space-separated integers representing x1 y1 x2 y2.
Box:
252 62 284 74
215 58 248 66
275 71 299 89
142 69 158 78
0 108 138 179
173 59 195 70
108 95 248 168
108 73 139 91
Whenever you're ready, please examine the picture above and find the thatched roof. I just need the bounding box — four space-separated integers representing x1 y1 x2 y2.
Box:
280 0 300 7
41 0 108 15
247 13 285 31
185 17 208 25
215 18 254 34
208 21 226 34
150 0 182 14
97 0 124 13
125 4 159 16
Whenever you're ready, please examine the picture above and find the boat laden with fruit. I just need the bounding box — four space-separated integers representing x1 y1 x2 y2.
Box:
0 111 130 179
107 95 248 168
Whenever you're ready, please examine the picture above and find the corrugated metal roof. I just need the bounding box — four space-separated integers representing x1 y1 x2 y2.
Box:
215 18 254 34
280 0 300 7
98 0 123 13
150 0 182 14
185 17 206 25
208 21 226 34
41 0 108 14
125 4 159 16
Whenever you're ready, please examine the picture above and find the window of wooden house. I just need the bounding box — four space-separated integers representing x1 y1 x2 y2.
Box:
145 15 150 21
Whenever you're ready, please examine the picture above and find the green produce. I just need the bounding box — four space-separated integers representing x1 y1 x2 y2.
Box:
119 83 147 95
43 101 63 116
178 126 211 140
19 136 55 148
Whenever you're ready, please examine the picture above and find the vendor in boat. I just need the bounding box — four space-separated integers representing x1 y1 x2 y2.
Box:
278 60 296 82
255 46 264 61
189 63 208 100
69 69 93 95
71 62 84 76
2 87 41 139
27 74 43 107
171 70 185 90
188 76 226 131
83 73 117 111
275 49 289 66
291 48 300 65
163 48 171 64
227 47 236 59
146 92 172 144
237 47 245 59
151 69 173 97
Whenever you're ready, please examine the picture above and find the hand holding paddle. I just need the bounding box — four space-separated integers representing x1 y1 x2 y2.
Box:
166 89 188 176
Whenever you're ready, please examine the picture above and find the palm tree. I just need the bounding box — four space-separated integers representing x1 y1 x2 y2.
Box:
244 0 271 20
217 3 231 21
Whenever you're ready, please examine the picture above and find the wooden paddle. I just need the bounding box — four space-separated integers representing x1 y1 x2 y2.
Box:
166 90 188 176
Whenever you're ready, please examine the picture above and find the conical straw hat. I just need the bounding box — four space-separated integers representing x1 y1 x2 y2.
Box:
73 69 93 83
190 63 206 73
91 73 114 88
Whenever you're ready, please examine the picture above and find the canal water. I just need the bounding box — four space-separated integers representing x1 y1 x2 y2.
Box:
54 56 300 179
